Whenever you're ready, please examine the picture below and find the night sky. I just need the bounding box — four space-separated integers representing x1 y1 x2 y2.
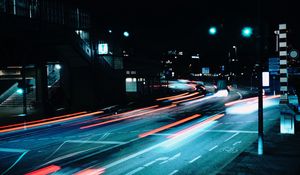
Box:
74 0 299 64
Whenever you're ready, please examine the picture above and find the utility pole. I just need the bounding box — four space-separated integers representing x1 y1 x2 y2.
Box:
257 0 264 155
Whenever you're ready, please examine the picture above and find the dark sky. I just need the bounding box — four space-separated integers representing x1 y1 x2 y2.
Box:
74 0 299 63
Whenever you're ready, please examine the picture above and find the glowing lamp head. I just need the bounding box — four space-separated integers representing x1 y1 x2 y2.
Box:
209 27 217 35
241 27 253 38
54 64 61 70
123 31 129 37
16 88 24 95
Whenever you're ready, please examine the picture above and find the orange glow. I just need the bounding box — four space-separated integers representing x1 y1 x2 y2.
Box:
168 114 225 139
25 165 61 175
100 105 159 120
81 105 177 129
168 92 200 101
73 105 159 125
173 95 204 104
0 111 103 133
74 168 105 175
0 111 87 130
139 114 201 138
156 92 189 101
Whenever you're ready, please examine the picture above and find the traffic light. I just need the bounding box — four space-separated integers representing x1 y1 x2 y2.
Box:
209 26 217 35
241 27 253 38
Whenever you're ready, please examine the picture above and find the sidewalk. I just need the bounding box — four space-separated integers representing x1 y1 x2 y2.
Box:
218 113 300 175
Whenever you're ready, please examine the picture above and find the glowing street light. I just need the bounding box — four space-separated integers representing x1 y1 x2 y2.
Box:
209 27 217 35
241 27 253 38
123 31 129 37
16 88 24 95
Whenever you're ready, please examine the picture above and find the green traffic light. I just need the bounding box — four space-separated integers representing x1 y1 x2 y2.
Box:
242 27 253 38
209 27 217 35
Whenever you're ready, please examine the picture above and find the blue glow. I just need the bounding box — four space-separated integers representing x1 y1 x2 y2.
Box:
242 27 253 38
123 31 129 37
108 29 112 33
213 90 228 97
209 27 217 35
162 121 217 149
54 64 61 70
16 88 24 95
226 98 278 115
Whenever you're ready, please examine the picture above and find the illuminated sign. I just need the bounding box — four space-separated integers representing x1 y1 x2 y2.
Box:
98 43 108 55
262 72 269 87
202 67 210 74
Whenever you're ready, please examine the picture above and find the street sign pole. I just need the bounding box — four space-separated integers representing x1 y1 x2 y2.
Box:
257 0 264 155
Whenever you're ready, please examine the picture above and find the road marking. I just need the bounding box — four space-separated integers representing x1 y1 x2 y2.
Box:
159 153 181 164
144 157 169 167
45 140 123 161
168 170 179 175
233 141 242 146
224 132 239 142
0 148 29 175
169 153 181 160
189 155 202 164
125 167 144 175
209 145 218 151
206 130 257 134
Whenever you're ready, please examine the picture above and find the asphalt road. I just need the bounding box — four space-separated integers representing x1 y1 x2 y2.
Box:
0 89 280 175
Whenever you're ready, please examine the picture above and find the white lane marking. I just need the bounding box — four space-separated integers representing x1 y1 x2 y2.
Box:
189 155 202 164
144 157 169 167
206 130 257 134
233 141 242 146
169 153 181 161
46 140 124 160
209 145 218 151
159 153 181 165
169 170 179 175
224 132 239 142
103 140 163 169
125 167 144 175
0 148 29 175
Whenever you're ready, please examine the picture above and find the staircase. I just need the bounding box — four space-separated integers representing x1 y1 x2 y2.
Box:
0 89 36 107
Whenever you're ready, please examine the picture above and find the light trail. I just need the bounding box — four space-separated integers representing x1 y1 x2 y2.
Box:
156 92 189 101
168 92 199 101
80 105 176 129
167 114 225 139
225 95 280 107
0 111 87 129
25 165 61 175
172 95 204 104
72 105 159 125
74 168 105 175
0 111 103 133
139 114 202 138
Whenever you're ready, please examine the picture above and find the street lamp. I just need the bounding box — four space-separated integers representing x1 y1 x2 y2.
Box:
123 31 129 37
241 27 253 38
209 26 217 35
